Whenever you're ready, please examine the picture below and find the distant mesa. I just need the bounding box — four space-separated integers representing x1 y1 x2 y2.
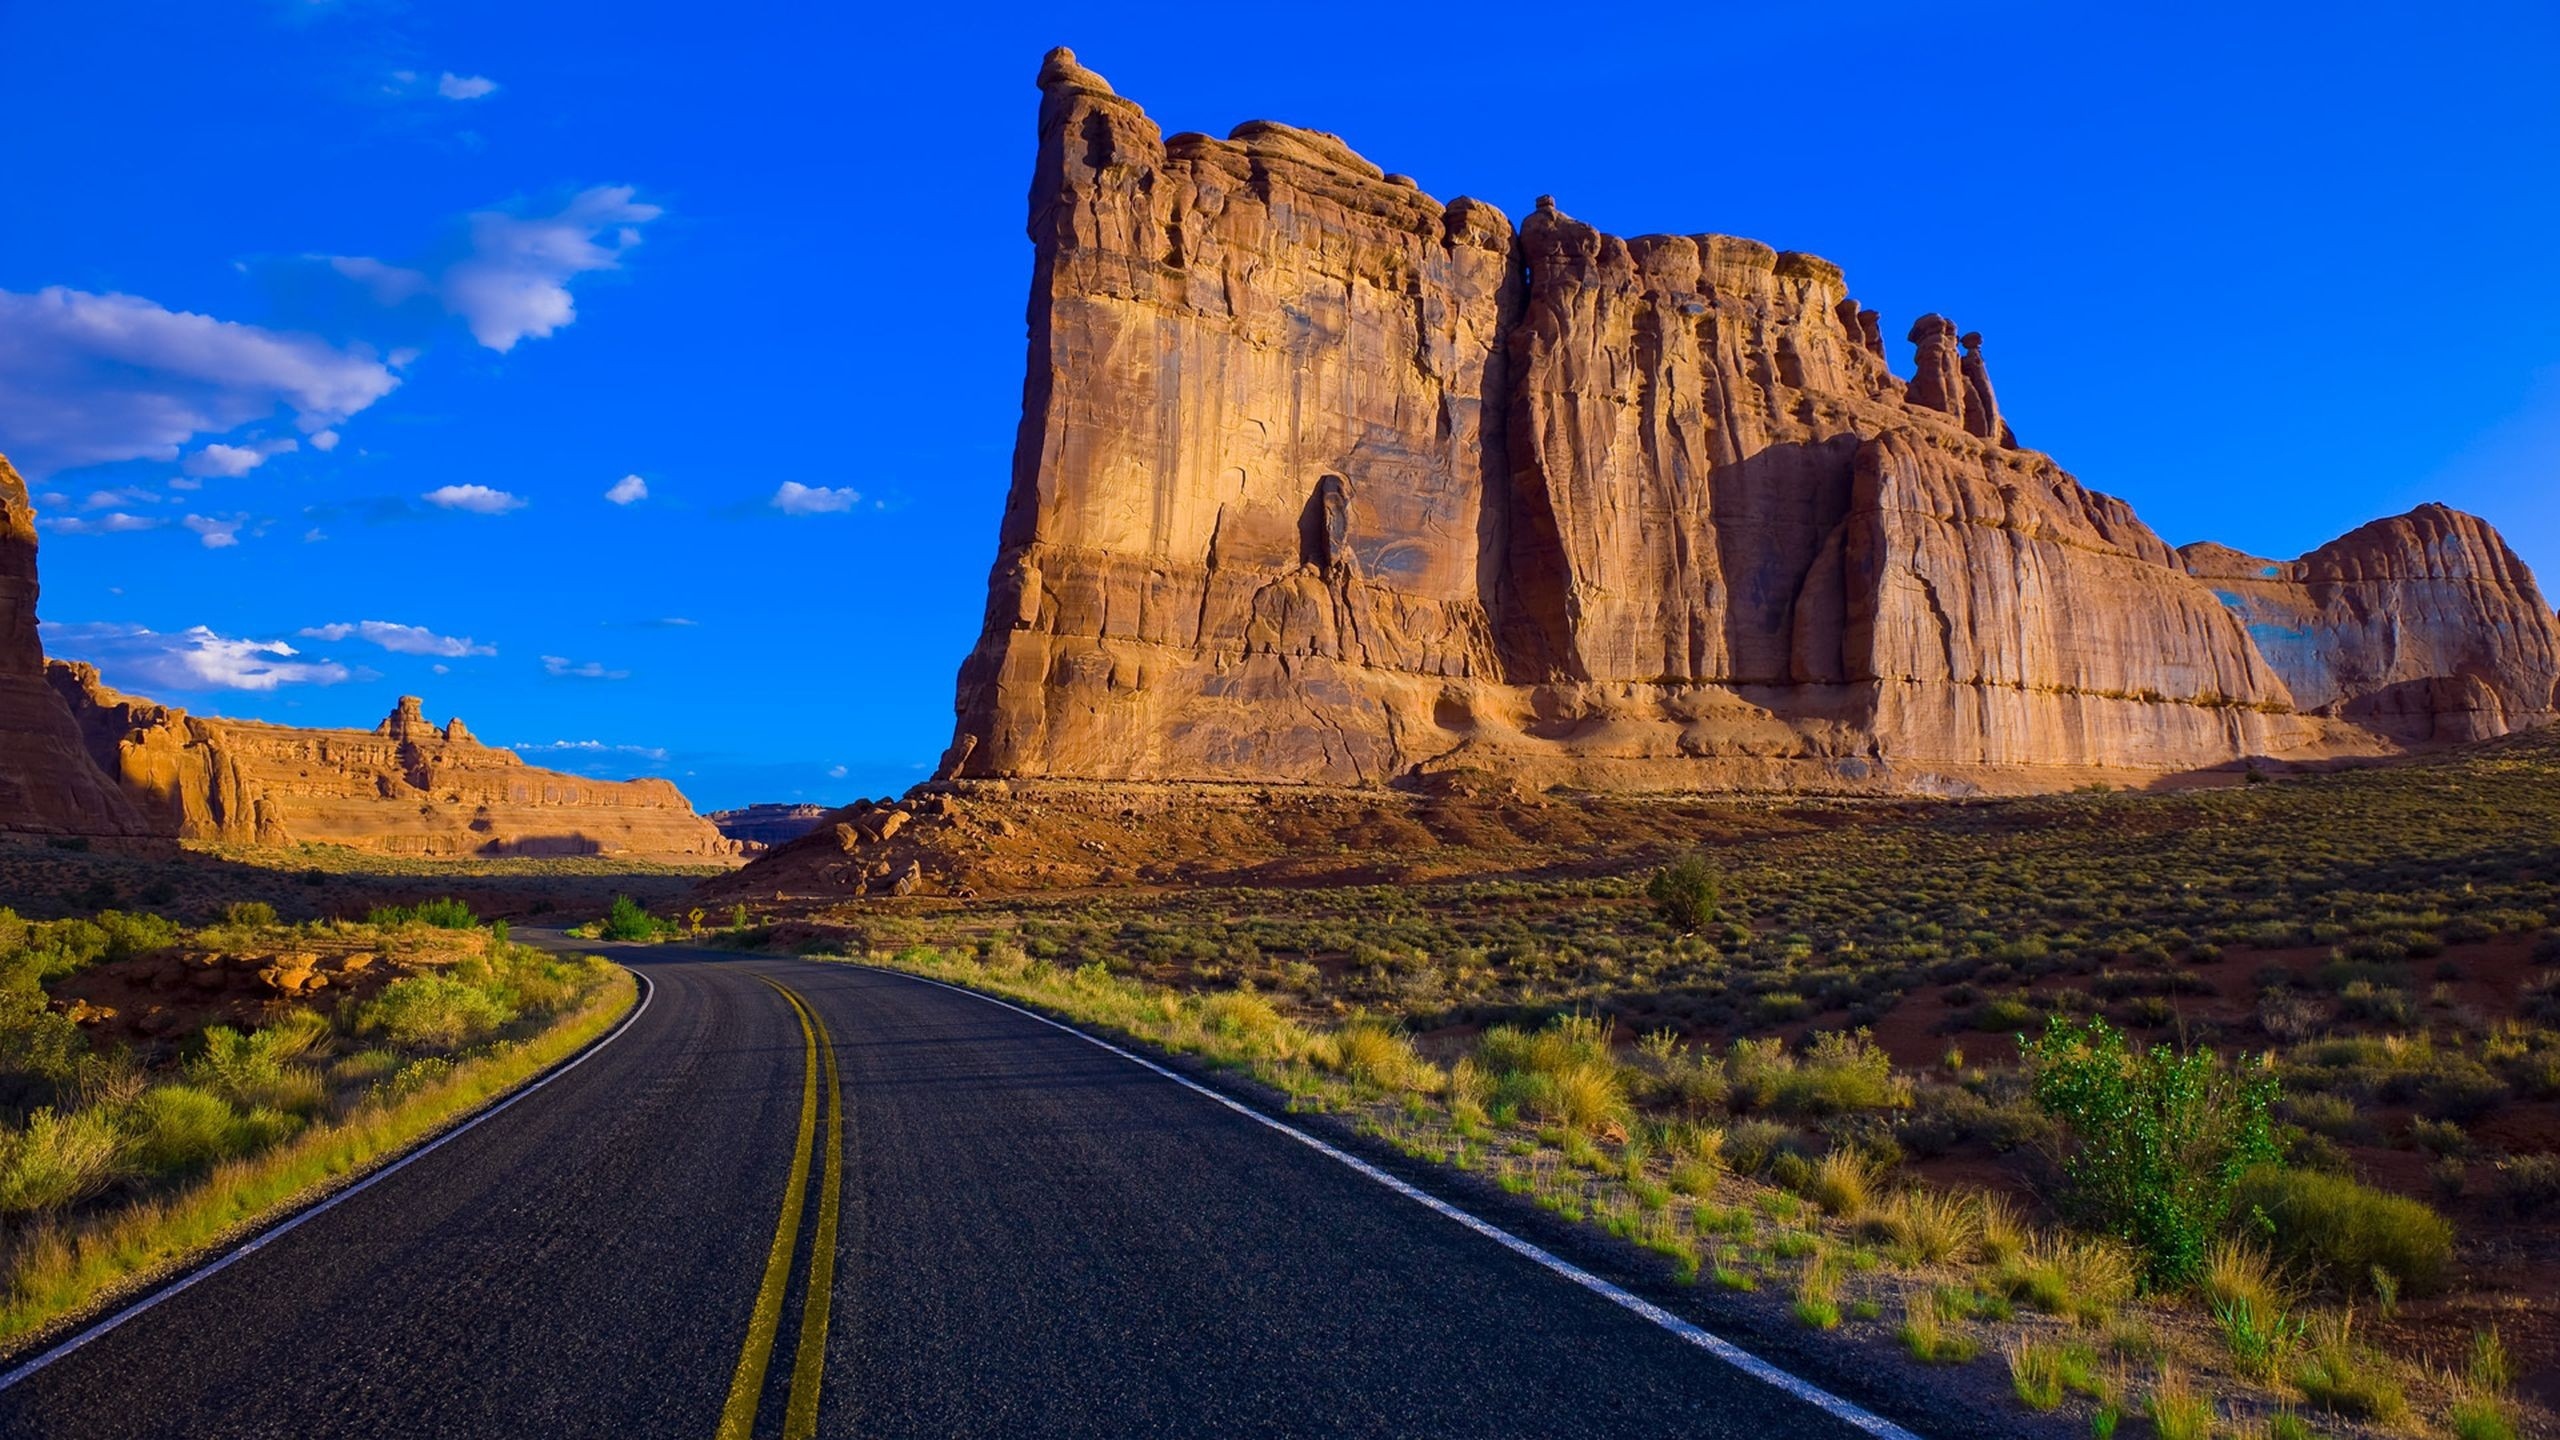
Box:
0 453 735 859
709 803 835 850
931 49 2559 795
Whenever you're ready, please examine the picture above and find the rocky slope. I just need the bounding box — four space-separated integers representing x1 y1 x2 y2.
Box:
937 49 2556 796
0 456 148 837
45 673 738 861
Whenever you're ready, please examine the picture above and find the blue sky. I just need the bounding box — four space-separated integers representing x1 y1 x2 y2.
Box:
3 2 2553 811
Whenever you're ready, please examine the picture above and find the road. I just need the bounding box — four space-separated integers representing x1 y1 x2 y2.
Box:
0 942 1941 1438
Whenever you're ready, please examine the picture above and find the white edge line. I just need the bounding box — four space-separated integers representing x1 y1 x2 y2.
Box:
864 964 1923 1440
0 968 655 1394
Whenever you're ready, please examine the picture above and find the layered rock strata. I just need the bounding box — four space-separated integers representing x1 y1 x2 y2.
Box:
2181 506 2560 743
938 49 2557 793
0 456 148 835
46 671 738 861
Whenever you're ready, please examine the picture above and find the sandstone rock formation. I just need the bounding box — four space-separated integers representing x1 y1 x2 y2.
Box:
937 50 2557 794
2181 506 2560 743
45 666 737 861
0 456 147 836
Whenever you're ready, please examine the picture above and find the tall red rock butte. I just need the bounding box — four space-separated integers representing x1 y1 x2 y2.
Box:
0 451 734 858
1 456 149 834
939 49 2560 794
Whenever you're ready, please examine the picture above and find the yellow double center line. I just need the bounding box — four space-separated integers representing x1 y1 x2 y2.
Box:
718 978 845 1440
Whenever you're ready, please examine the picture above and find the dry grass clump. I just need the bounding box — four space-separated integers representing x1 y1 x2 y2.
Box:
2291 1310 2406 1424
1324 1019 1440 1094
2201 1241 2299 1381
1868 1187 1979 1267
1805 1150 1873 1219
1895 1287 1979 1364
1477 1015 1628 1135
2146 1365 2215 1440
1994 1232 2136 1324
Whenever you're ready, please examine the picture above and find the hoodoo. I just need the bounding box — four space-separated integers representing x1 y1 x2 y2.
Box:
939 49 2558 794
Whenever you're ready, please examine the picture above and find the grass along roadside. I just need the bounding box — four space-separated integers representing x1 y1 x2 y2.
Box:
0 960 635 1357
830 941 2531 1439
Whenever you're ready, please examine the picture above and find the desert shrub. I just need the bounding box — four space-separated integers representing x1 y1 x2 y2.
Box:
2023 1016 2278 1288
357 975 515 1049
600 895 660 941
221 901 278 928
1327 1019 1434 1093
123 1084 290 1175
0 1107 125 1213
367 897 479 930
1779 1030 1908 1116
2232 1165 2452 1296
1645 855 1721 932
2493 1153 2560 1216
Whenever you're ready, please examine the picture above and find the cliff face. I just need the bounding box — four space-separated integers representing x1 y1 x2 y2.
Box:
0 457 148 835
942 50 2556 793
2182 507 2560 743
47 671 738 861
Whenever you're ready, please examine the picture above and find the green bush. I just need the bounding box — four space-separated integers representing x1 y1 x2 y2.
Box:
600 895 661 942
0 1107 126 1213
357 975 516 1049
2232 1165 2453 1297
2023 1015 2278 1288
221 901 278 928
366 897 479 930
123 1085 291 1175
1645 855 1722 932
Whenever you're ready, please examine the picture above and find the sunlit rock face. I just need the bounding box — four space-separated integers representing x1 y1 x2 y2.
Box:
939 50 2555 793
0 455 148 835
2182 507 2560 745
48 672 739 861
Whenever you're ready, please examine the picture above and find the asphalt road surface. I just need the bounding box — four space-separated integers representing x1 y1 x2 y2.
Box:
0 942 1941 1439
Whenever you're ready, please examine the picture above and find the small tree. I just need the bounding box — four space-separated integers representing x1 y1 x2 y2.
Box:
601 895 659 942
2023 1015 2278 1288
1646 854 1722 932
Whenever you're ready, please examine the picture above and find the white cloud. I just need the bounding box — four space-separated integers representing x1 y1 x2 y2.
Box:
42 512 162 536
422 483 526 514
303 528 327 542
0 287 400 475
512 738 669 762
298 619 494 657
320 187 664 355
541 655 629 680
772 481 860 515
827 764 848 779
183 514 249 548
42 621 354 692
183 437 297 477
437 72 499 100
309 429 341 452
604 473 648 505
82 487 160 510
325 254 431 305
168 477 203 492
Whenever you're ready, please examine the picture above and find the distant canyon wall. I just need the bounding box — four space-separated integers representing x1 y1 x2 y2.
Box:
940 49 2559 793
46 674 738 860
0 452 734 857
